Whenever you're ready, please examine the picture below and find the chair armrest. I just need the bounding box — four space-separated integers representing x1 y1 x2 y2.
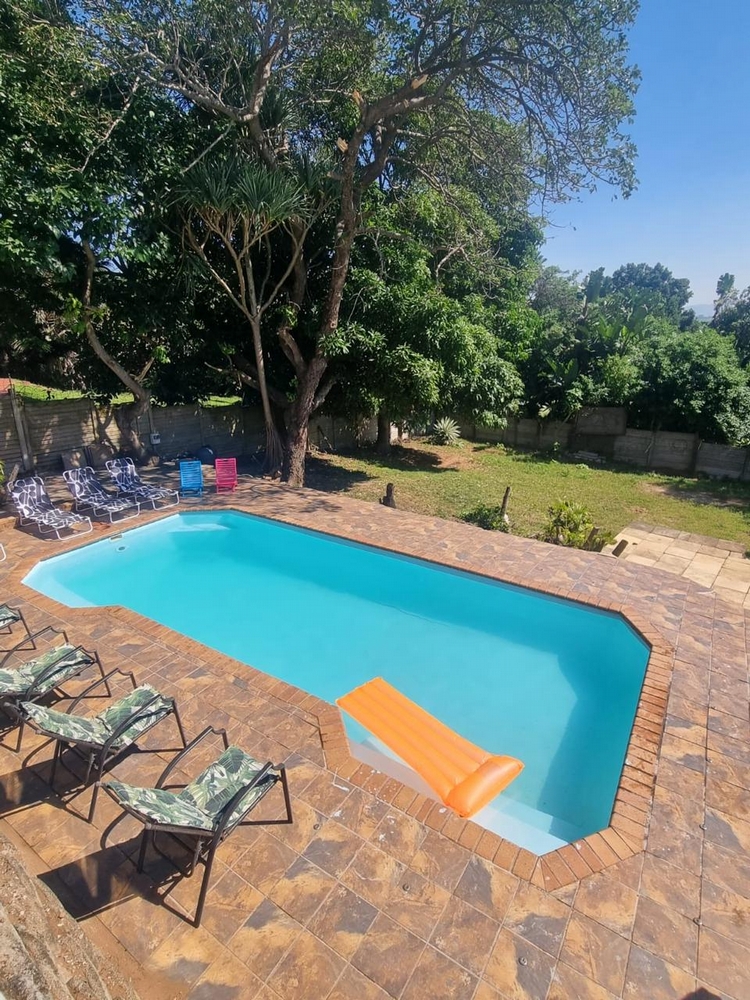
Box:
23 643 91 699
0 625 69 667
65 666 137 714
155 725 230 789
214 762 275 840
101 692 168 754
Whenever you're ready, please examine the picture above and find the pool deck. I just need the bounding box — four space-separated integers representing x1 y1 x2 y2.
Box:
0 475 748 1000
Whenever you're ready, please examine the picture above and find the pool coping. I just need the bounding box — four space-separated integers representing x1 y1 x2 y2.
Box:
10 494 672 892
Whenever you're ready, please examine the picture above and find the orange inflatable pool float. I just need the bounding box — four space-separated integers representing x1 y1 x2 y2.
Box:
336 677 523 818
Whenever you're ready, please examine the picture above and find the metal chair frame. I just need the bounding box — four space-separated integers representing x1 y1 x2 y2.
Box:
0 626 108 752
103 725 293 925
30 667 186 822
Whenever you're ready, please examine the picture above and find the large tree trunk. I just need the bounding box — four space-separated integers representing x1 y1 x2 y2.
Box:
376 409 391 455
81 240 152 460
283 355 328 486
113 398 151 460
249 316 283 475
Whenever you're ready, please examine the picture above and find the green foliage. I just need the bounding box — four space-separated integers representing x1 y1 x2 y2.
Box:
628 324 750 444
713 284 750 367
461 503 510 532
431 417 462 446
541 500 595 548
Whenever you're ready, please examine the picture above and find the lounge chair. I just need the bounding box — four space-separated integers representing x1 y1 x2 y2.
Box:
101 725 293 925
0 603 34 649
64 467 140 523
214 457 237 493
105 458 179 509
179 460 203 497
0 626 106 751
22 668 185 821
11 476 92 539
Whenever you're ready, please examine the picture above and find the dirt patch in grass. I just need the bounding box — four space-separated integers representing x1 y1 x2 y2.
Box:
641 479 749 508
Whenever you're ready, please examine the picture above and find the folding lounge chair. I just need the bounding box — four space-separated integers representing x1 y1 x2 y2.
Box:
0 626 106 751
64 467 140 523
0 602 34 649
179 460 203 497
11 476 92 539
214 457 238 494
106 458 179 509
101 725 293 925
22 668 185 821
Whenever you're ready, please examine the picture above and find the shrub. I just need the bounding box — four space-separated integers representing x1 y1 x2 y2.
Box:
462 503 510 532
430 416 461 445
541 500 594 548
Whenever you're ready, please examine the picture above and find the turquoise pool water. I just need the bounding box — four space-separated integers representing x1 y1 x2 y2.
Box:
25 511 649 852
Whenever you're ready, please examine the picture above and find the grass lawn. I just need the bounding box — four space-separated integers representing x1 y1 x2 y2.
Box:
305 439 750 546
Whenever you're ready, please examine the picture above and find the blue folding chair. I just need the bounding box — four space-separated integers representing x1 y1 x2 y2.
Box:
179 460 204 497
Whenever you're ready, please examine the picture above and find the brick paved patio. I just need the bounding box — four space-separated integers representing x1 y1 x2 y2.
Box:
0 471 748 1000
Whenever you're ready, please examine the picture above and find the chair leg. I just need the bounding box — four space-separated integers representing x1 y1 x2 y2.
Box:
96 655 111 697
194 841 217 927
279 765 293 824
13 717 24 754
49 741 62 788
137 827 150 872
173 704 187 748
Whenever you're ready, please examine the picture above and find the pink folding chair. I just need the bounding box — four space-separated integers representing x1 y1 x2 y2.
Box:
215 457 238 493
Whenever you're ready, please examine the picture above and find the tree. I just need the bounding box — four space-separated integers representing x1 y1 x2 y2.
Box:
0 0 218 452
628 324 750 443
713 283 750 367
81 0 640 484
607 262 692 323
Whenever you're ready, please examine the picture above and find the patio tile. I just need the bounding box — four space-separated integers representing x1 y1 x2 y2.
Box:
573 872 638 937
430 895 500 977
334 787 388 838
622 945 696 1000
705 777 750 823
647 821 703 872
548 962 618 1000
326 965 391 1000
560 911 629 995
228 898 303 980
454 855 518 921
700 880 750 946
703 806 750 855
502 882 570 958
483 928 555 1000
632 895 698 975
186 951 264 999
409 829 471 892
147 923 227 987
401 945 477 1000
265 929 345 1000
307 884 378 960
175 868 263 943
340 841 405 911
370 808 427 865
233 830 297 895
302 820 364 877
267 856 338 925
702 841 750 899
698 926 750 1000
350 912 425 998
380 865 451 940
640 854 701 919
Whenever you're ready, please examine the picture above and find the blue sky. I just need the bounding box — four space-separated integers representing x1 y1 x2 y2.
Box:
544 0 750 312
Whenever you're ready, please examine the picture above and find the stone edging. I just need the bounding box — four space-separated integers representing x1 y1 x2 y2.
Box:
7 492 673 891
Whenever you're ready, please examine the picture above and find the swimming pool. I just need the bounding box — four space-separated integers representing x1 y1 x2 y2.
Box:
25 511 649 853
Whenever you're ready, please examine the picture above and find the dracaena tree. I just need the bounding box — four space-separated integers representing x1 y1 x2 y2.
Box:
79 0 640 484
